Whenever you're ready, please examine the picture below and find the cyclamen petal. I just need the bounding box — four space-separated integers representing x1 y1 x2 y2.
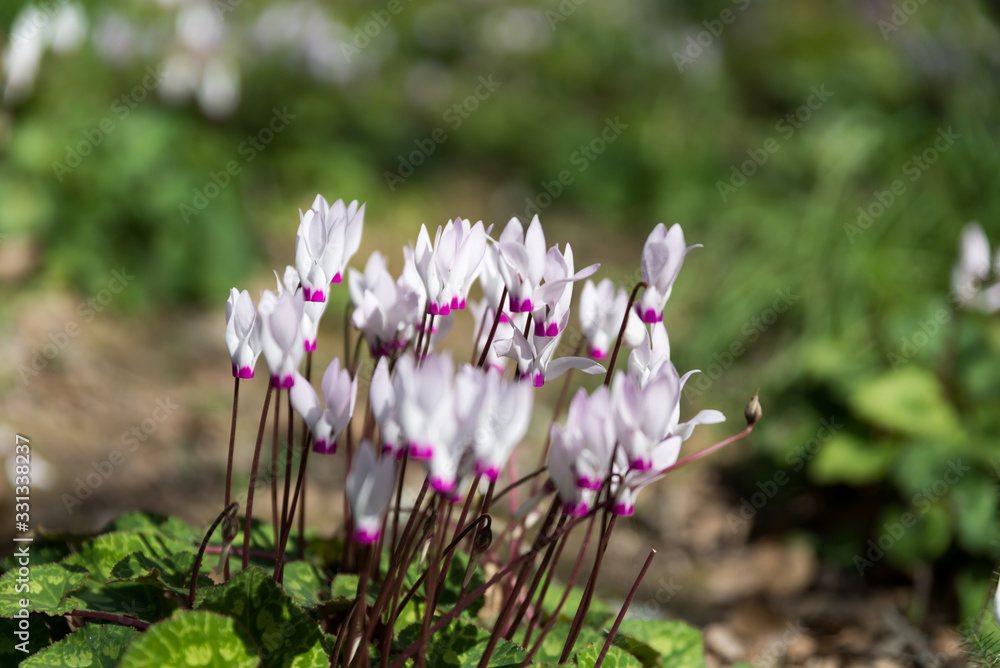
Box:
636 223 701 323
346 440 395 544
225 288 262 379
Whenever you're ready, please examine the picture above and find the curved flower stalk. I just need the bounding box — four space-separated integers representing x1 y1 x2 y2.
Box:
579 278 645 359
295 194 365 302
349 251 423 356
257 289 305 388
472 370 534 480
952 222 1000 312
289 358 358 454
497 313 604 386
225 288 262 378
635 223 701 323
531 243 599 337
346 440 396 544
414 218 489 315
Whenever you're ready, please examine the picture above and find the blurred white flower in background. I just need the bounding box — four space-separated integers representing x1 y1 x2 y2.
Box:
2 2 87 105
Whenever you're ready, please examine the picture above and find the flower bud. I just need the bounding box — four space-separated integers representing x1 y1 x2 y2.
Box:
745 392 762 426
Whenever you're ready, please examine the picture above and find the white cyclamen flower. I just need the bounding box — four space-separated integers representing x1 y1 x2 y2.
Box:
414 219 489 315
635 223 700 324
225 288 262 378
395 353 457 461
289 359 358 454
472 370 533 480
530 243 599 337
257 289 305 388
295 194 364 302
498 312 604 387
579 278 645 359
346 439 395 544
497 215 548 313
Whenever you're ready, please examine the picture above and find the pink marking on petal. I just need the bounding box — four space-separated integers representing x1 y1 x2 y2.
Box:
613 502 634 516
238 366 255 379
533 373 544 387
306 289 326 303
545 322 559 336
312 439 337 454
457 298 466 309
589 348 607 360
499 313 510 324
475 462 501 480
232 363 238 377
430 475 456 494
534 321 547 337
428 303 441 315
487 363 505 375
635 305 661 323
450 296 460 310
510 297 533 313
408 442 433 461
271 374 295 388
304 339 317 352
630 457 653 472
576 475 602 491
354 527 380 544
331 272 342 284
563 500 589 517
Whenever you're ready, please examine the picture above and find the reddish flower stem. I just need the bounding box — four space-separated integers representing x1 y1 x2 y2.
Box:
594 549 657 667
223 376 240 581
477 286 508 369
603 281 647 386
242 384 274 570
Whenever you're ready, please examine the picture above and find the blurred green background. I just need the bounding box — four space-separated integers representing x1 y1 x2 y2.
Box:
4 0 1000 627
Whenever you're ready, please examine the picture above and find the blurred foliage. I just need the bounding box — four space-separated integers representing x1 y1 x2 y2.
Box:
4 0 1000 624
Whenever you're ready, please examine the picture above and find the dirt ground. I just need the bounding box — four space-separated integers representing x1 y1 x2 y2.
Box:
0 289 973 667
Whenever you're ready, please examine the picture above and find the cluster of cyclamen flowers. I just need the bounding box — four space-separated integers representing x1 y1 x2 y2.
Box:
219 194 758 666
225 194 728 543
